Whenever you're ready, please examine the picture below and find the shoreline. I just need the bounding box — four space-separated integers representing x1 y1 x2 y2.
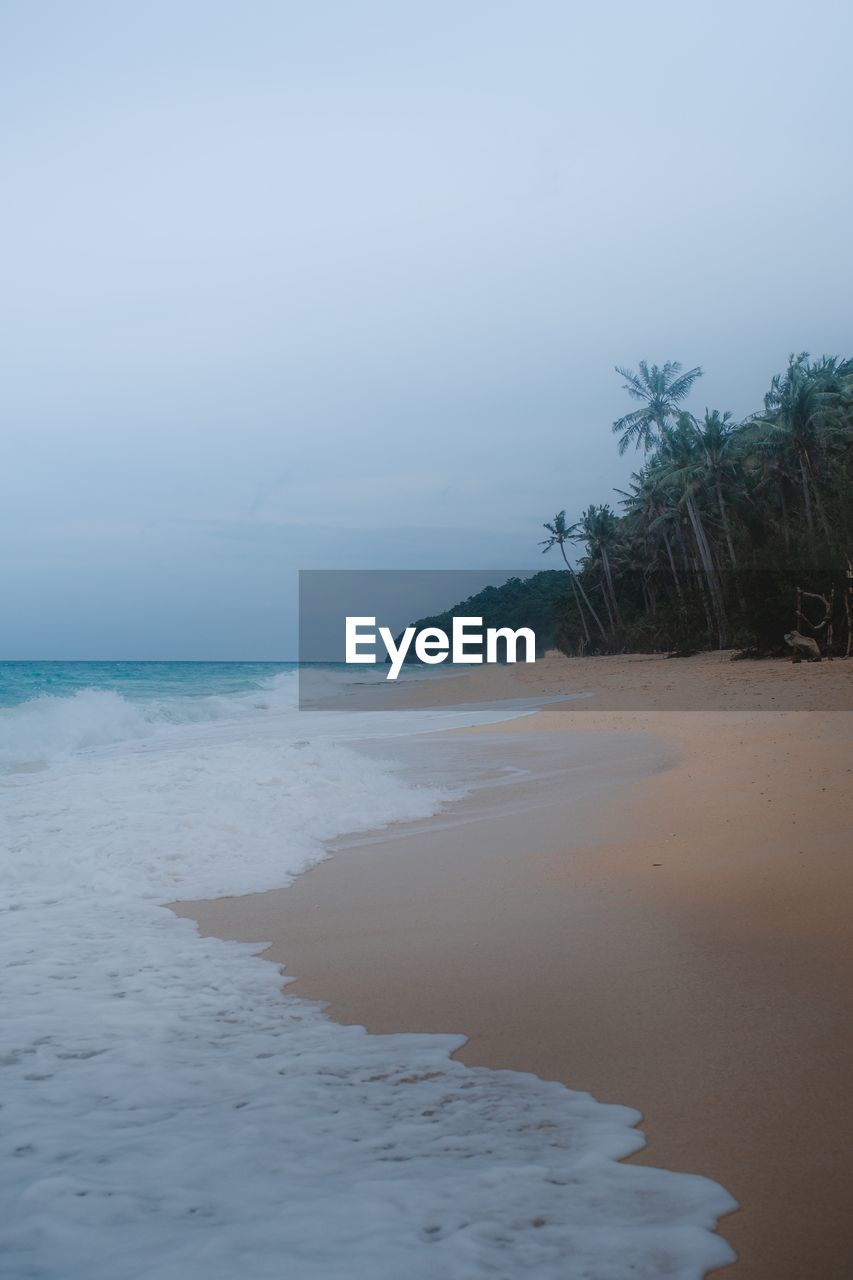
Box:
173 653 853 1279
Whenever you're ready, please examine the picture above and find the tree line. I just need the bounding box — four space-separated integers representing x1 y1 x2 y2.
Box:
542 355 853 655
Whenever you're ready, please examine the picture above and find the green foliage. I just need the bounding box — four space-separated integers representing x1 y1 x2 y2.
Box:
403 354 852 660
544 353 853 655
402 572 571 660
613 360 704 455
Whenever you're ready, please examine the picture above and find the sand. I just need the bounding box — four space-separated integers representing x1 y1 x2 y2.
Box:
173 652 853 1279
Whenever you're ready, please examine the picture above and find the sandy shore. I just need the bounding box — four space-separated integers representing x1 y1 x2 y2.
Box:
174 653 853 1279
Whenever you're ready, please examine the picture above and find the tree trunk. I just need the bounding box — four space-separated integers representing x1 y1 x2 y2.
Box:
663 530 684 604
646 574 657 616
676 520 693 577
799 447 832 538
598 576 616 633
692 550 715 642
716 482 738 570
799 453 815 534
600 545 622 629
559 545 607 643
566 563 590 646
779 484 791 552
715 480 749 612
685 492 727 647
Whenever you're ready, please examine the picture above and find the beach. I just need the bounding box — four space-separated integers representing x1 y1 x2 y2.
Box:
7 3 853 1274
5 660 741 1279
176 652 853 1279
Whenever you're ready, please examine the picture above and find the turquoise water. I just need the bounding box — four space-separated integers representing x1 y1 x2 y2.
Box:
0 659 736 1277
0 661 297 709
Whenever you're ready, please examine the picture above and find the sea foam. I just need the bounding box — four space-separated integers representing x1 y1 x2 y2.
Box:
0 668 736 1278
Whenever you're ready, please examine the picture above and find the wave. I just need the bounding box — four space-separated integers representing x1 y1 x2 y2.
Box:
0 667 736 1276
0 672 300 767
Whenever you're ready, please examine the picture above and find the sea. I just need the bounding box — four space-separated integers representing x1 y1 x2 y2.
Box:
0 661 735 1279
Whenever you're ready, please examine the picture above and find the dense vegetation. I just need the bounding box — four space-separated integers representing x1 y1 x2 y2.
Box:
401 571 570 657
402 353 852 661
542 354 853 656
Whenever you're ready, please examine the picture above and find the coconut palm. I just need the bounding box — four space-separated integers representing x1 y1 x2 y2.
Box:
568 505 624 632
747 353 845 536
618 464 685 605
656 418 728 646
540 512 608 644
613 360 703 455
542 351 853 657
692 409 745 570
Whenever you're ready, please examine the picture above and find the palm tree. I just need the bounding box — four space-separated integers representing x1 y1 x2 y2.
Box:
540 512 608 644
748 353 844 537
693 409 744 570
613 360 703 455
618 464 685 606
656 418 728 647
568 505 623 632
537 351 853 657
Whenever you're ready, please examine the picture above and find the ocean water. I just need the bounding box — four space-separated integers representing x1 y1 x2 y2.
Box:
0 662 736 1278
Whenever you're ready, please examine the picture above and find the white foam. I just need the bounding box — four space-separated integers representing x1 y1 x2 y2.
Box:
1 674 736 1277
0 673 300 767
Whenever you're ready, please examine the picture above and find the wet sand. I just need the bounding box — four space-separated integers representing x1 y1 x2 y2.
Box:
174 653 853 1279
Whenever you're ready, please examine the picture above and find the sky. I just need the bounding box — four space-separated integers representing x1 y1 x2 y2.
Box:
2 0 852 659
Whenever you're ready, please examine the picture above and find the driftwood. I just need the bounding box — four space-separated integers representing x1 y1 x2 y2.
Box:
796 587 833 630
784 630 822 662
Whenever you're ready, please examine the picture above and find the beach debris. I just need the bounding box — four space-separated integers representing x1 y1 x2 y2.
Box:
730 646 763 660
795 586 834 655
783 630 822 662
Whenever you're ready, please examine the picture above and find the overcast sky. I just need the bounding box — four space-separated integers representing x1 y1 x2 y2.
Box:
2 0 851 658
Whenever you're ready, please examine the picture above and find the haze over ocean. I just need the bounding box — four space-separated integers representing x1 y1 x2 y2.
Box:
2 1 851 658
3 5 852 1278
